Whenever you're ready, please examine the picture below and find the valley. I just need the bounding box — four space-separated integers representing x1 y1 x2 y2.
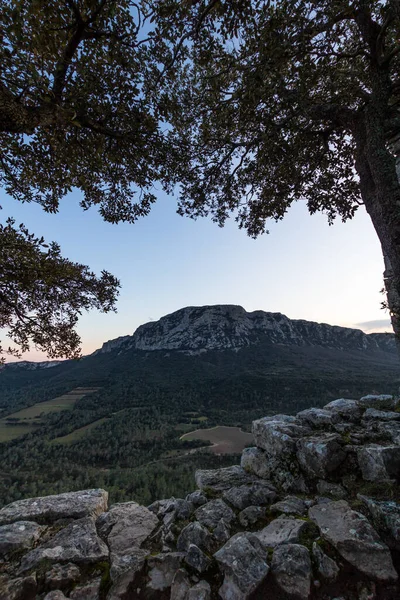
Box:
0 306 398 508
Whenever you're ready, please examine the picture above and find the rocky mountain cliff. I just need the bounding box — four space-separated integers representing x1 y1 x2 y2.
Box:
95 305 396 356
1 393 400 600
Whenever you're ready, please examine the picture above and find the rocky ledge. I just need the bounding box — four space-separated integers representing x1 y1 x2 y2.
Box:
1 394 400 600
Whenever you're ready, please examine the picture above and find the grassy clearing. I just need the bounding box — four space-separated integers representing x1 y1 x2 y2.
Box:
180 425 253 454
52 417 107 445
0 388 101 443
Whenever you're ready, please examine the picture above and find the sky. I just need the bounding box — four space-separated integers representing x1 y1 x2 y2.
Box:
0 186 392 361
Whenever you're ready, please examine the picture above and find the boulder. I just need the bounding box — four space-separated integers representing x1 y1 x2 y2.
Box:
69 578 101 599
359 496 400 550
186 491 207 506
270 496 306 516
0 521 44 557
363 408 400 421
297 407 339 428
240 447 271 479
163 499 194 528
255 516 312 548
44 593 68 600
309 500 398 581
0 489 108 526
177 521 214 553
96 501 159 581
0 575 37 600
296 434 347 479
195 499 235 529
323 399 361 421
213 519 231 544
195 465 259 493
187 580 211 600
170 569 191 600
147 552 185 591
358 395 396 411
357 444 400 482
239 506 267 527
312 542 339 581
252 417 310 457
184 544 211 573
19 517 109 573
271 543 311 600
222 481 276 510
44 563 80 591
377 421 400 445
214 532 269 600
316 480 347 499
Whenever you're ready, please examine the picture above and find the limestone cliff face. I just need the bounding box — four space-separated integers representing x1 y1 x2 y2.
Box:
95 305 396 355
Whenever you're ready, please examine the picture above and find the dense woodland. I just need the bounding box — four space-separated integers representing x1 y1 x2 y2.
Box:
0 341 398 506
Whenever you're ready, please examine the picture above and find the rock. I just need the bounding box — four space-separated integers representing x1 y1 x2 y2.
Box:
359 496 400 550
271 543 311 600
19 517 108 573
188 580 211 600
147 552 185 591
0 575 37 600
222 481 276 510
213 519 231 544
324 399 361 420
240 447 271 479
45 563 80 591
316 480 347 499
69 578 101 599
0 489 108 526
0 521 44 557
312 542 339 581
195 499 235 529
256 516 313 548
177 521 213 553
186 491 207 506
44 593 68 600
195 465 259 493
296 433 347 479
297 407 339 428
357 444 400 482
270 496 306 516
163 499 194 528
214 532 269 600
358 395 396 411
184 544 211 573
309 500 398 581
239 506 267 527
147 497 176 517
170 569 191 600
363 408 400 421
96 501 158 581
252 416 310 457
377 421 400 445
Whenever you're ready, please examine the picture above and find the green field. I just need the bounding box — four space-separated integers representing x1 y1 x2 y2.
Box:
180 425 253 454
52 417 107 445
0 388 100 442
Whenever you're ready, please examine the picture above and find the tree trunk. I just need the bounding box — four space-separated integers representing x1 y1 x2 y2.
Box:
353 111 400 344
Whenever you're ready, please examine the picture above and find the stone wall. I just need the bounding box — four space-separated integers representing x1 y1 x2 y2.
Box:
1 394 400 599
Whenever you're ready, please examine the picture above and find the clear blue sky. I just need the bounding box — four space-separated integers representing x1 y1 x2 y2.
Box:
0 187 391 361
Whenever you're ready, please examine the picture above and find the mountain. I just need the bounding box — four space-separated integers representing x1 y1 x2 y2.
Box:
0 305 398 508
95 304 396 355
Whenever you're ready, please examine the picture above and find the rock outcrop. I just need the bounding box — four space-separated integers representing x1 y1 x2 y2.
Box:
1 393 400 599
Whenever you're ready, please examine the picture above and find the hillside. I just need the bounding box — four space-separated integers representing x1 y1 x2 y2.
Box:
0 305 398 507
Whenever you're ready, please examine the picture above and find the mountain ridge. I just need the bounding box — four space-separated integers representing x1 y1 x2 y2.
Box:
94 304 396 356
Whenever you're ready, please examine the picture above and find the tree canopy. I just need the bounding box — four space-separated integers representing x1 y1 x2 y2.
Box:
1 0 400 357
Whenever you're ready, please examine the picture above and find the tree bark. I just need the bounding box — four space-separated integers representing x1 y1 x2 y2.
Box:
353 111 400 345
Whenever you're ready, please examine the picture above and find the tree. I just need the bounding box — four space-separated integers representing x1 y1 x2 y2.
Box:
0 219 118 359
0 0 185 358
159 0 400 336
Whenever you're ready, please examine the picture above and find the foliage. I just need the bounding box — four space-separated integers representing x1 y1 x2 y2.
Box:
0 218 119 359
